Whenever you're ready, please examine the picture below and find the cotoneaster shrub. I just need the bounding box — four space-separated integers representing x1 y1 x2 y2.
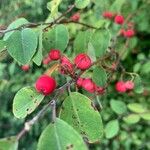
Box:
0 0 150 150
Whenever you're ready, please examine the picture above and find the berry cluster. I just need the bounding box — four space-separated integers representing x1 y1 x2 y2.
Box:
102 11 124 25
36 49 94 95
115 80 134 93
102 11 135 38
77 78 105 95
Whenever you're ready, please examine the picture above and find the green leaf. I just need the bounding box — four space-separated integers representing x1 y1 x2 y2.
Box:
37 118 88 150
13 86 45 119
73 31 92 54
3 18 29 40
127 103 146 113
110 99 127 115
60 92 103 143
0 136 18 150
105 120 119 139
75 0 90 9
123 114 140 124
43 25 69 52
33 26 43 66
90 30 110 57
6 28 38 65
92 67 107 86
110 0 125 12
0 40 7 52
87 42 96 62
140 112 150 121
134 76 144 94
47 0 62 17
141 61 150 74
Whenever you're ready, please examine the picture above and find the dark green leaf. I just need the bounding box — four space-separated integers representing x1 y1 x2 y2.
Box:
73 31 92 54
3 18 29 40
90 30 110 57
7 28 38 64
43 25 69 52
33 26 43 66
92 67 107 86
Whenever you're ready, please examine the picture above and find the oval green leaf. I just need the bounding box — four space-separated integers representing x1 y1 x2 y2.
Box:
3 18 29 41
37 118 88 150
59 92 103 143
92 67 107 87
90 30 110 57
75 0 90 9
7 28 38 64
13 86 45 119
110 99 127 115
127 103 146 113
43 24 69 52
123 114 140 124
105 120 119 139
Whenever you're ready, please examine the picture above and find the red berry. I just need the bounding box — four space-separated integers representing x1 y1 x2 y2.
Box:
49 49 61 60
125 81 134 90
102 11 113 19
124 29 135 38
60 56 73 74
43 56 51 65
71 13 80 22
35 75 56 95
82 78 95 93
95 86 105 94
76 77 84 87
114 15 124 25
115 81 126 93
21 65 30 71
74 53 92 70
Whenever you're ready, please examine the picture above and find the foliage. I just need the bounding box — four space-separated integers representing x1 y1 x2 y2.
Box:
0 0 150 150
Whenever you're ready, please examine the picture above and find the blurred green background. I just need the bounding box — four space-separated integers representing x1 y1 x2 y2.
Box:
0 0 150 149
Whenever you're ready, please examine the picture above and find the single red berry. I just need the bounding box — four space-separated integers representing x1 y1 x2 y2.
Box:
43 56 51 65
125 81 134 90
95 86 105 94
114 15 124 25
124 29 135 38
71 13 80 22
74 53 92 70
49 49 61 60
102 11 113 19
35 75 56 95
21 65 30 71
76 77 84 87
60 56 73 74
115 81 126 93
82 78 95 93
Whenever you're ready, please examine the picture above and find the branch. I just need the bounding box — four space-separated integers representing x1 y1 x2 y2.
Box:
16 80 73 140
0 4 75 34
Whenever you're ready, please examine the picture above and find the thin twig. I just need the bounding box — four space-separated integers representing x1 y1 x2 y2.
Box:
16 80 73 140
